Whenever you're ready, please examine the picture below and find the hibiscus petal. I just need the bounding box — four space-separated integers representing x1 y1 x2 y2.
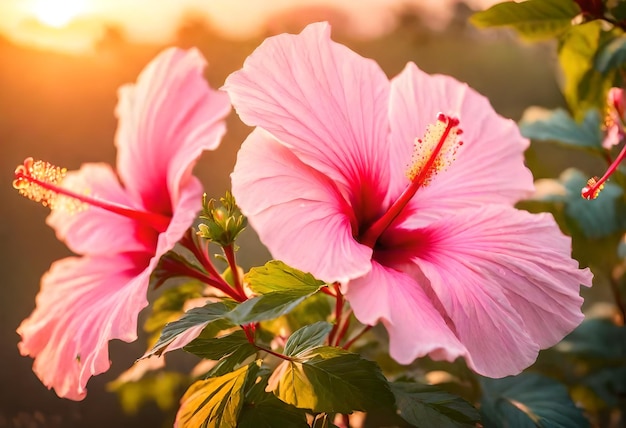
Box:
231 128 372 283
46 163 154 255
345 261 466 364
17 254 152 400
115 47 230 212
224 22 391 220
407 205 593 377
388 63 534 225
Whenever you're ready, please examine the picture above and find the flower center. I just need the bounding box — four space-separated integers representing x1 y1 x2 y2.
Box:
360 113 463 248
13 157 171 233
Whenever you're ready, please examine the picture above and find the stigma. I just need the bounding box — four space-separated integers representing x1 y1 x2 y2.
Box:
13 157 171 233
13 157 80 210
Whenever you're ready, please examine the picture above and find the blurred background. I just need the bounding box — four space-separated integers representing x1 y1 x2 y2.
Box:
0 0 589 426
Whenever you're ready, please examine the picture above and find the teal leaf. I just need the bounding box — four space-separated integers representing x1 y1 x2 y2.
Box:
481 373 590 428
596 35 626 74
390 382 480 428
532 168 624 238
144 301 235 358
284 322 333 357
175 361 258 428
470 0 580 41
520 107 604 150
268 347 394 413
245 260 326 294
556 318 626 359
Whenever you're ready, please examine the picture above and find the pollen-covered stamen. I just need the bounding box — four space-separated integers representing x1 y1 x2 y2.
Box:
406 113 463 187
13 157 171 233
360 114 463 248
581 140 626 200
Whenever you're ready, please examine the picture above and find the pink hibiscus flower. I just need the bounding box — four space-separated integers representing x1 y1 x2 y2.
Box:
14 47 230 400
226 22 593 377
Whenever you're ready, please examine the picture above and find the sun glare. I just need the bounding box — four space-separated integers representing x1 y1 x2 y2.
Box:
30 0 87 28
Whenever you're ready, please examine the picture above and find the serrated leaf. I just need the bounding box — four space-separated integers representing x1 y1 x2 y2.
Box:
183 330 257 360
107 371 187 415
471 0 579 41
245 260 326 294
532 168 624 238
239 395 309 428
175 362 258 428
520 107 604 150
596 34 626 73
227 286 323 325
558 21 605 116
481 373 590 428
284 322 333 357
150 249 205 290
390 382 480 428
143 282 205 348
269 347 394 413
144 301 235 358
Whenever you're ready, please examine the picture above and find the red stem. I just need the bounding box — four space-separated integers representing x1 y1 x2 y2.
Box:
343 325 373 350
328 284 344 346
224 244 247 300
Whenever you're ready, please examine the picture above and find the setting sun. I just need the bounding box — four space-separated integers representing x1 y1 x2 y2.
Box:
30 0 87 28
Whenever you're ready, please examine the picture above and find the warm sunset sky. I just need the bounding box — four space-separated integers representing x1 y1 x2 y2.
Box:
0 0 498 53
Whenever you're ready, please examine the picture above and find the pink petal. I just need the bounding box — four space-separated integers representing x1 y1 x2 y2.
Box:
17 255 152 400
46 163 154 255
115 47 230 213
408 205 592 377
345 261 466 364
224 22 391 220
388 63 534 226
231 129 372 283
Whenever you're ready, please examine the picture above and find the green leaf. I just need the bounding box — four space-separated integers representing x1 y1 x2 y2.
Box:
107 371 188 415
245 260 326 294
150 249 205 290
268 347 394 413
519 107 604 150
470 0 579 41
144 301 235 358
239 395 309 428
183 330 257 360
558 21 605 116
596 34 626 74
284 322 333 357
175 361 259 428
532 168 625 238
480 373 590 428
390 382 481 428
227 285 323 325
143 282 205 348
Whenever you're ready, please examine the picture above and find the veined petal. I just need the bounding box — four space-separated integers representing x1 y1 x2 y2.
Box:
407 205 592 377
345 261 466 364
115 47 230 213
231 128 372 284
46 163 154 255
388 63 534 225
224 22 391 222
17 254 152 400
